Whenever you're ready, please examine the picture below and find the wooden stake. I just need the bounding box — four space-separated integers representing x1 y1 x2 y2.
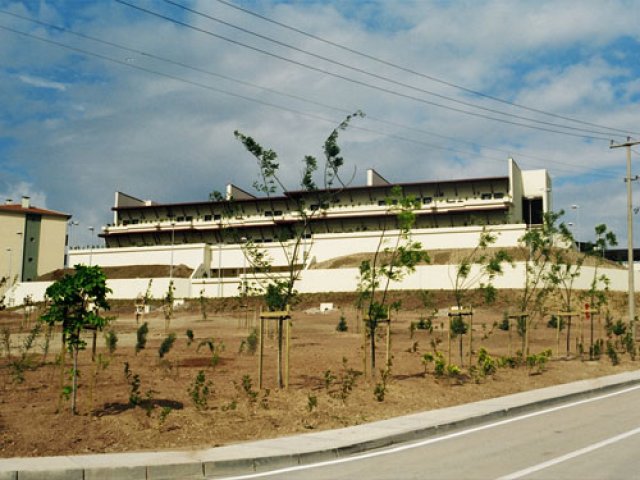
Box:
285 318 290 389
468 312 473 368
385 320 391 369
258 310 264 390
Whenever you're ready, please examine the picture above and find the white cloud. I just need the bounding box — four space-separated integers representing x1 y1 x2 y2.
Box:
18 74 66 91
0 0 639 247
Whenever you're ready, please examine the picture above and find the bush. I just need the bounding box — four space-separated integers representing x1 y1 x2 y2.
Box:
188 370 213 410
105 330 118 355
336 314 348 332
159 333 177 358
546 316 565 331
135 322 149 354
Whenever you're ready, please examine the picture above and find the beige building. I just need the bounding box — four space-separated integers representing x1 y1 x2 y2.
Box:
0 197 70 293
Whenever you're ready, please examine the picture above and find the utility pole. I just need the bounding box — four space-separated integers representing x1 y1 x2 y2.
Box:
611 137 640 342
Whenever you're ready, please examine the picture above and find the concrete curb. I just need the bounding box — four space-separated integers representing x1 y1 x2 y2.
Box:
2 369 639 479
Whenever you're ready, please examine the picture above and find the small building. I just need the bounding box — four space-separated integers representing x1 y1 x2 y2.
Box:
0 196 71 289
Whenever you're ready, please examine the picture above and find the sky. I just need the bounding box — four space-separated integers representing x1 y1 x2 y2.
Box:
0 0 639 248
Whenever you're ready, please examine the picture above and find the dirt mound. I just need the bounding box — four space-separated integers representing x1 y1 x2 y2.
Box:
37 264 193 281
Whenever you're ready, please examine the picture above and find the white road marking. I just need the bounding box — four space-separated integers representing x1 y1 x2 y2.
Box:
495 425 640 479
214 384 640 479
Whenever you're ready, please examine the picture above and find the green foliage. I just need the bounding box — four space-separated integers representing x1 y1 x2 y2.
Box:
323 369 336 390
135 322 149 354
336 313 348 332
608 319 627 337
41 265 111 414
622 332 636 360
416 316 433 332
357 186 429 373
124 362 142 406
239 329 258 355
307 393 318 412
158 333 177 358
450 316 468 336
105 330 118 355
336 357 359 403
546 316 566 331
434 353 446 376
477 348 497 376
373 368 390 402
188 370 213 410
199 289 207 321
186 329 194 346
240 374 258 404
526 349 552 374
583 224 617 312
606 341 619 366
451 226 512 310
197 338 225 366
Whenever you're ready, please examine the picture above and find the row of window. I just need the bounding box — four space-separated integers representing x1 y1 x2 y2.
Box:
117 193 508 227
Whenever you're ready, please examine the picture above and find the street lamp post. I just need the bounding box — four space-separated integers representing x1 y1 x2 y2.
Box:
67 220 79 268
6 248 12 287
169 221 176 281
571 204 580 252
240 237 247 296
88 226 95 266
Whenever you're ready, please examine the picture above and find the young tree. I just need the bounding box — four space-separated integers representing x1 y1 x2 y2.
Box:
357 186 429 375
448 226 512 364
547 219 583 353
582 224 617 358
516 211 566 355
41 265 111 414
234 111 363 387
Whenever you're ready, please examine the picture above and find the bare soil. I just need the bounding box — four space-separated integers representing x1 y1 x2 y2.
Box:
0 291 637 458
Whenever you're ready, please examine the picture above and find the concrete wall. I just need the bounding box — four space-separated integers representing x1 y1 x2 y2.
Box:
69 243 208 269
37 216 67 277
0 212 24 292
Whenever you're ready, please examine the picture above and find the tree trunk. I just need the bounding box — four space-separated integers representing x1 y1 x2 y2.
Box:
277 319 283 389
370 323 377 378
72 346 78 415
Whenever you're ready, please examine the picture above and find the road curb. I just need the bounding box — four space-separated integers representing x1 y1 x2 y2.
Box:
2 370 639 479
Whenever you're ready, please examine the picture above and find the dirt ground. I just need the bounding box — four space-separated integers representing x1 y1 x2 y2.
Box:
0 291 638 458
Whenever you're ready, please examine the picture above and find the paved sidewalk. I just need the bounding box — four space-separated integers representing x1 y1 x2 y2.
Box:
2 369 640 480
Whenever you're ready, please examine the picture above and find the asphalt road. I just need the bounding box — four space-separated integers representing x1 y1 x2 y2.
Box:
220 384 640 480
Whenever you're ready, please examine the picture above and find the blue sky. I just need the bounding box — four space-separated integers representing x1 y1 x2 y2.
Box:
1 0 640 247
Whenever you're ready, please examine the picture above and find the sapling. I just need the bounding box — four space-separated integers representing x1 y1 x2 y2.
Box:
188 370 213 410
1 327 11 359
238 328 258 355
135 322 149 354
307 394 318 412
41 265 111 414
105 330 118 356
336 313 348 332
89 353 110 413
163 280 175 332
186 329 194 346
124 362 142 406
373 368 390 402
159 333 177 359
199 289 207 321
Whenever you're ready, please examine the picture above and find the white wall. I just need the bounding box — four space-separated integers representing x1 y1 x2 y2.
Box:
69 243 207 269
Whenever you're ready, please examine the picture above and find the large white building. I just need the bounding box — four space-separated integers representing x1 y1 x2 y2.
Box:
22 157 622 306
64 158 551 295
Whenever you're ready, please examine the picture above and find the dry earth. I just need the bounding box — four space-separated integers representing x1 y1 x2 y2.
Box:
0 290 638 458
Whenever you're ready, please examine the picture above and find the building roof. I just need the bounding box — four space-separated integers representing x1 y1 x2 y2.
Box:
112 175 510 212
0 204 71 219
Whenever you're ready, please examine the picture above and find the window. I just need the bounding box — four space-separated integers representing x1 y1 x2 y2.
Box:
204 214 212 221
273 210 283 216
378 200 386 206
176 216 185 222
310 204 319 211
264 211 273 217
214 214 221 221
481 193 492 200
423 197 432 204
494 192 504 199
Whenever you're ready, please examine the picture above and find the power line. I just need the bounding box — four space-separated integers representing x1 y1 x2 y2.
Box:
0 10 620 179
210 0 639 138
115 0 615 141
160 0 622 139
0 22 617 180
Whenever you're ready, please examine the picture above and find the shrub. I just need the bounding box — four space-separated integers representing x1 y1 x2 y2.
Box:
105 330 118 355
336 314 348 332
159 333 177 358
188 370 213 410
186 329 194 346
546 316 565 331
606 341 619 366
135 322 149 354
124 362 142 406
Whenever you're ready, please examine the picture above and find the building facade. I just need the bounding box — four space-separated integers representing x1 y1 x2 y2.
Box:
0 197 71 293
